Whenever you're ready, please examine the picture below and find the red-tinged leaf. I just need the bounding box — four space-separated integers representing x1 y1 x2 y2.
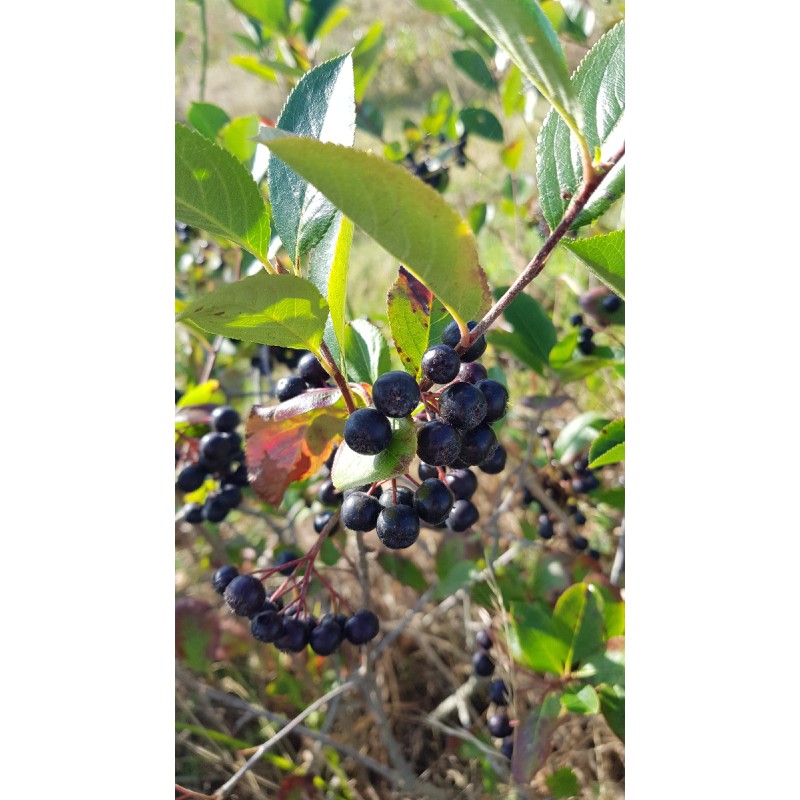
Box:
174 404 215 425
278 775 320 800
245 388 350 506
386 266 434 377
511 692 563 783
175 598 220 672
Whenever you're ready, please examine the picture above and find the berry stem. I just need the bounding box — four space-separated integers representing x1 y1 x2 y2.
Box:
311 566 355 612
318 341 357 414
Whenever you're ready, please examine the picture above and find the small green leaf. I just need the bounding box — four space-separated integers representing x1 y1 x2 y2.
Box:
230 0 289 31
218 114 260 167
268 54 356 267
560 685 600 715
378 553 428 591
554 583 605 673
537 21 625 230
593 487 625 510
353 23 386 102
177 380 225 407
552 411 608 463
495 287 557 366
459 107 503 142
230 55 304 81
331 417 417 490
387 267 433 378
452 0 579 128
546 766 581 798
467 202 488 234
501 65 525 117
176 272 329 350
486 330 545 375
187 102 231 141
588 418 624 468
341 319 390 385
435 536 466 580
434 560 478 600
563 231 625 298
508 602 570 676
175 123 271 264
320 537 340 566
555 356 619 384
301 0 339 42
452 49 497 90
176 30 185 48
599 685 624 741
258 132 491 324
501 139 524 171
549 330 578 368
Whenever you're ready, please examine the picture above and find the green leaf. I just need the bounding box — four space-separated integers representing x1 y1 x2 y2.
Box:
230 0 289 31
434 560 478 600
501 139 524 171
175 123 271 264
459 107 503 142
330 417 417 491
301 0 340 42
218 114 260 167
599 685 624 741
387 267 433 379
353 23 386 102
549 330 578 368
268 54 356 267
552 411 608 464
563 230 625 298
452 49 496 90
508 602 570 676
176 272 329 350
176 30 185 48
341 319 390 384
593 487 624 510
554 583 605 672
435 536 466 580
467 202 488 234
378 553 428 591
187 102 231 141
257 131 492 324
560 685 600 715
495 287 557 367
452 0 579 126
588 418 624 468
537 21 625 230
511 692 562 782
486 330 545 375
501 65 525 117
412 0 457 12
230 55 304 81
574 639 625 687
555 356 619 384
307 214 354 360
320 537 340 566
546 766 581 798
177 380 225 407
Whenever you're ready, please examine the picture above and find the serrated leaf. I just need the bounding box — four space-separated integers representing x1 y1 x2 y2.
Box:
453 0 579 128
433 560 478 600
552 411 608 463
187 102 231 141
341 319 390 384
599 685 624 741
452 49 496 90
459 107 503 142
546 766 581 798
268 54 356 267
554 583 605 672
537 21 625 230
245 388 348 506
560 685 600 715
176 272 329 351
219 114 260 167
508 602 570 676
511 692 562 782
563 230 625 298
588 418 624 468
387 267 433 378
378 553 428 591
353 23 386 102
175 123 271 264
330 417 417 491
257 131 491 324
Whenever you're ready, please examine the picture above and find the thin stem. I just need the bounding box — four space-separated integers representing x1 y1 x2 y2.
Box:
318 340 356 413
197 0 208 102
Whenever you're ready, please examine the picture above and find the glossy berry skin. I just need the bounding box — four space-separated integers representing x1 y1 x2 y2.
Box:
573 510 587 526
438 382 487 431
314 510 339 535
457 361 488 384
276 375 307 402
344 609 380 644
488 713 513 739
538 514 554 540
418 462 439 481
500 739 513 759
479 444 507 475
317 478 343 507
223 574 266 617
341 491 382 531
298 352 329 387
588 548 601 561
212 565 239 595
218 484 242 510
445 469 478 500
203 495 230 523
536 426 550 438
583 473 600 492
572 535 589 551
441 320 487 362
459 424 498 466
476 380 509 423
199 432 232 466
476 629 493 650
183 503 204 524
275 616 313 652
447 499 479 532
577 339 596 355
602 294 622 312
274 550 300 576
573 457 590 474
578 326 594 342
473 650 495 677
569 313 584 327
379 486 414 508
309 620 345 655
416 420 462 465
176 464 206 493
344 408 392 455
376 505 420 549
226 463 250 487
488 679 508 706
421 344 461 384
372 371 421 418
413 479 455 524
211 406 240 432
250 610 283 643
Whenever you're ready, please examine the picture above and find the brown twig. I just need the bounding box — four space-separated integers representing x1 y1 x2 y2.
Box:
318 340 356 413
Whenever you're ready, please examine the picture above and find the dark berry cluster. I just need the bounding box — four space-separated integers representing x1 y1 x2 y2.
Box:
177 405 249 524
274 352 332 401
212 564 379 656
471 628 514 760
250 343 304 375
569 313 597 356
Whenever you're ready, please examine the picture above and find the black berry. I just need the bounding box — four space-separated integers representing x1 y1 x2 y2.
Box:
458 424 498 466
344 609 380 644
416 420 462 465
602 294 622 312
479 444 507 474
176 464 207 493
275 616 312 652
276 375 307 402
218 484 242 509
223 574 266 617
577 339 595 355
475 380 509 423
344 408 392 455
251 610 283 643
341 491 382 531
298 353 329 387
476 629 493 650
573 457 590 474
372 371 421 418
578 326 594 342
441 320 487 362
488 679 508 705
203 494 230 523
488 712 513 738
376 505 420 549
183 502 204 524
473 650 495 677
457 362 488 384
274 550 300 575
572 535 589 551
379 486 414 508
314 510 339 535
211 406 240 432
421 344 461 384
447 499 479 532
212 565 239 595
413 478 455 524
418 462 439 481
199 432 233 466
569 313 584 327
438 382 487 430
317 478 343 507
536 426 550 438
537 514 554 539
309 620 345 655
445 469 478 500
500 739 513 759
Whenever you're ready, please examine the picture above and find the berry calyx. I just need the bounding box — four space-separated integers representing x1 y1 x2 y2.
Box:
372 371 421 418
344 408 392 455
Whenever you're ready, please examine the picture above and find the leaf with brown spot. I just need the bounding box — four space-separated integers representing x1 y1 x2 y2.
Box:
245 388 350 506
387 266 433 378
